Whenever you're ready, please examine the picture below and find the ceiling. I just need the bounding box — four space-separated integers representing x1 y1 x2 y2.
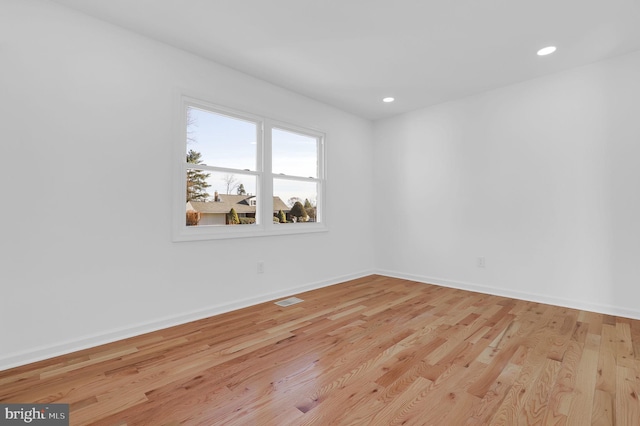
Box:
49 0 640 120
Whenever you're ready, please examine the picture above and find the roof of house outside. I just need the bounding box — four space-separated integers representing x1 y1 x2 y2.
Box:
187 195 290 214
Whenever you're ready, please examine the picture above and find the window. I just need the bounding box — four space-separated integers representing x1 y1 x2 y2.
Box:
174 96 326 241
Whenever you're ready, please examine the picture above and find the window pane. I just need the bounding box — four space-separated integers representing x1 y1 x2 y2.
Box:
273 179 318 223
187 107 257 171
186 169 258 226
272 128 318 178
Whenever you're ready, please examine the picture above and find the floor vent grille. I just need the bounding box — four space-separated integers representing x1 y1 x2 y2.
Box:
275 297 304 307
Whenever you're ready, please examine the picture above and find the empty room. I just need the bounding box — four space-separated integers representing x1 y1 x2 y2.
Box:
1 0 639 424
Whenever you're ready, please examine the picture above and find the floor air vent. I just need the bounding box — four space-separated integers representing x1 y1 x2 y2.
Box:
275 297 304 307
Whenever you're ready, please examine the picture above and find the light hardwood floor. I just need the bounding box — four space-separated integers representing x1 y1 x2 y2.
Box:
1 275 639 425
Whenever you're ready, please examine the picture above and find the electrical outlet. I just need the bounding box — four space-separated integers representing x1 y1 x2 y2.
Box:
477 257 485 268
257 261 265 274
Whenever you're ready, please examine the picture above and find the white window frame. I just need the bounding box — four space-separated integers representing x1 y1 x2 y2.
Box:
173 95 327 241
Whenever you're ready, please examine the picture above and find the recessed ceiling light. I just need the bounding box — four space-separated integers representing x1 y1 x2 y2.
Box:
383 97 395 103
537 46 557 56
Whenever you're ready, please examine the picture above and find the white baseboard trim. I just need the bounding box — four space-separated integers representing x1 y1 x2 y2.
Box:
376 269 640 321
0 270 375 372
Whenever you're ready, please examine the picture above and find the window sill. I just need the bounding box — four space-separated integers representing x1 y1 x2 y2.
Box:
173 223 328 242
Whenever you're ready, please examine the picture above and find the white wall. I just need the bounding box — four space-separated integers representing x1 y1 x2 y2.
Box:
0 0 375 369
374 50 640 319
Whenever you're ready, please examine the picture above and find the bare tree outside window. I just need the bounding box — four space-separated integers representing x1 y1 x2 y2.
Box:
223 174 239 194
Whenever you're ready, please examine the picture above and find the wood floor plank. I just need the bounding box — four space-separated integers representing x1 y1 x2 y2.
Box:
519 358 562 425
592 389 615 426
487 337 554 426
543 339 582 423
564 336 600 426
466 361 523 425
616 321 636 369
616 364 640 426
1 275 639 425
597 324 618 394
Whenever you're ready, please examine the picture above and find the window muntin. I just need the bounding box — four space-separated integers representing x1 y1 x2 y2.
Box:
175 97 325 241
